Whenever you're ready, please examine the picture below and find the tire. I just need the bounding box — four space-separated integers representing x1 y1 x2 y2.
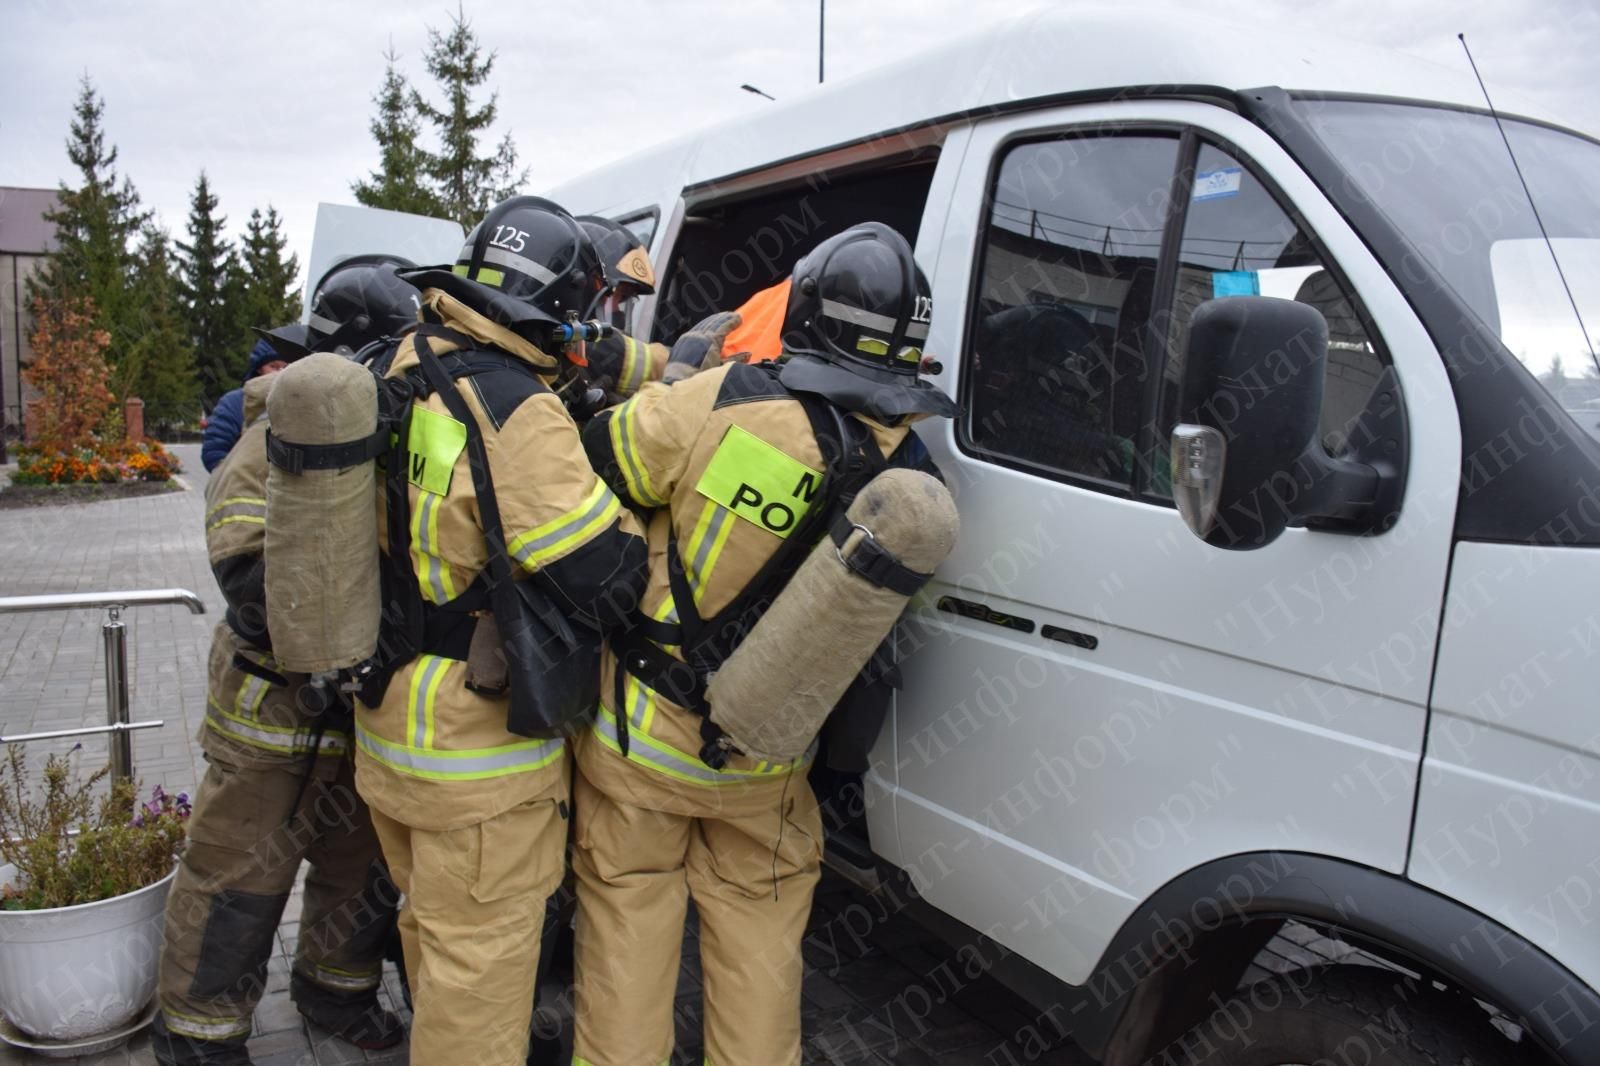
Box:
1179 964 1528 1066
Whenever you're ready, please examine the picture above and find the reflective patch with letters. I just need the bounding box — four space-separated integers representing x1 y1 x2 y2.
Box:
694 425 822 538
407 407 466 496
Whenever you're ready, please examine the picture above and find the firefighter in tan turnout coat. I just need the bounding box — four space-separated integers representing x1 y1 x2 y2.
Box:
353 196 647 1066
153 258 420 1066
572 223 957 1066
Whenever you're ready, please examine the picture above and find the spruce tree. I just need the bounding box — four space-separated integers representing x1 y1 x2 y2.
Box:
238 206 302 331
122 226 200 427
413 6 528 226
176 172 244 406
29 78 148 351
353 47 446 217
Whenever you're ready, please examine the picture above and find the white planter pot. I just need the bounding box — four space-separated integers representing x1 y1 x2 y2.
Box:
0 863 175 1042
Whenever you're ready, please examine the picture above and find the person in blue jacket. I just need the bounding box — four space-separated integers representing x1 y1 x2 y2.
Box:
201 339 291 472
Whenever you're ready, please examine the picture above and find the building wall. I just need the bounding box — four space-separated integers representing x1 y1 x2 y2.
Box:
0 251 45 440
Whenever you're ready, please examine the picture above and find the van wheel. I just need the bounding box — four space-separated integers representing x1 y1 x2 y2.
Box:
1180 965 1524 1066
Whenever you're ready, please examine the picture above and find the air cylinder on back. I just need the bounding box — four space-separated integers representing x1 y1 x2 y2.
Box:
264 352 381 674
705 467 958 763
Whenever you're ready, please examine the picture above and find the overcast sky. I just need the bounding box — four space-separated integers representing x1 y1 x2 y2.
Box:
3 0 1597 287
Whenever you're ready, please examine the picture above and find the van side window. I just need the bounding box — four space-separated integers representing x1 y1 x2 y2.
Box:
963 133 1181 491
1152 143 1387 494
614 209 659 252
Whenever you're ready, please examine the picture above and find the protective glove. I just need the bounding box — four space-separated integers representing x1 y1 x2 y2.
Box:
664 311 744 383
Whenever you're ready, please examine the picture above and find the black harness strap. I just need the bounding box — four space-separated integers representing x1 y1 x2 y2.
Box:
265 425 389 474
828 513 934 596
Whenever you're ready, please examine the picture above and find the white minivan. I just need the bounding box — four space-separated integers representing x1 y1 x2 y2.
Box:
547 12 1600 1065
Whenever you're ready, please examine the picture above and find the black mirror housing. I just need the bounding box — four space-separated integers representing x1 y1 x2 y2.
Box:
1173 297 1404 550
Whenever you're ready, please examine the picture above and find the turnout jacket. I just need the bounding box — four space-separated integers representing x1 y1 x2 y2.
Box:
202 375 349 770
578 360 919 796
354 290 648 831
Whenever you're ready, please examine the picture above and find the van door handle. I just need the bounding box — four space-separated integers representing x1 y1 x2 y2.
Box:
936 596 1035 634
1041 625 1098 650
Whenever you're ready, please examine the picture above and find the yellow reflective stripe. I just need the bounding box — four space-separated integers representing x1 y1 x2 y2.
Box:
163 1008 254 1041
682 501 734 607
609 397 666 507
592 706 812 785
208 515 265 529
509 480 621 571
625 672 654 732
302 962 381 992
355 722 564 781
205 698 349 756
620 335 648 394
233 674 269 720
205 495 266 519
411 490 455 605
407 655 450 751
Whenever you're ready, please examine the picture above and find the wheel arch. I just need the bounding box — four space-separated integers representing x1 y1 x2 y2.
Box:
1079 851 1600 1066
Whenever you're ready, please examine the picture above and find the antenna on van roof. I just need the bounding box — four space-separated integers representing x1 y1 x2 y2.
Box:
1459 33 1599 376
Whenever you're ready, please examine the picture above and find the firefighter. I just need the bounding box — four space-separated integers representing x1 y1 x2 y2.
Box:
152 257 421 1066
353 196 647 1066
571 222 957 1066
575 214 673 401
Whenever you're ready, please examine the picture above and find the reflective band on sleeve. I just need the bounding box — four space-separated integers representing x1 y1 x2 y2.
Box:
411 491 456 605
482 245 559 285
205 699 349 757
205 496 266 531
591 706 812 785
355 722 564 781
625 673 653 731
820 298 899 335
509 480 621 571
682 501 734 606
163 1009 255 1041
620 335 648 393
608 396 666 508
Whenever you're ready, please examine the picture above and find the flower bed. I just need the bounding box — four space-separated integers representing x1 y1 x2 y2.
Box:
11 439 182 487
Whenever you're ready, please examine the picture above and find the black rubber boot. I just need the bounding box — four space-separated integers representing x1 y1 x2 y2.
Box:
290 971 405 1050
149 1014 254 1066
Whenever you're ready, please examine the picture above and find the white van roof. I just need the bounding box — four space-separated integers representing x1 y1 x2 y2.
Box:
548 8 1565 216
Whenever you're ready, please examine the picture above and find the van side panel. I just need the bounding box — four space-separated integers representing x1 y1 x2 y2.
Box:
1412 541 1600 997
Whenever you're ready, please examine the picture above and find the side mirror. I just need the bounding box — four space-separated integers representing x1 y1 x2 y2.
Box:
1171 297 1405 550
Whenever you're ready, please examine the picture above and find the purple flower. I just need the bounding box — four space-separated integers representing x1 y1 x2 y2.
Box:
130 812 145 828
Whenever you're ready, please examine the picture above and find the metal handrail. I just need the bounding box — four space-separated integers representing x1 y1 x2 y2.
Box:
0 587 206 781
0 589 206 616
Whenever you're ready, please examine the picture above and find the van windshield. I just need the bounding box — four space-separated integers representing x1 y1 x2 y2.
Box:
1291 99 1600 439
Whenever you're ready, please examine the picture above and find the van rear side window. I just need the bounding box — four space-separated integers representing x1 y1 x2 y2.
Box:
652 156 939 346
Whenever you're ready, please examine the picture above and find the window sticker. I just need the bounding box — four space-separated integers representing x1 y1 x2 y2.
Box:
1193 167 1243 202
1211 271 1261 297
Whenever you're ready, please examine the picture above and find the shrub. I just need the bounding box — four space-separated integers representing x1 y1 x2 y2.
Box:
0 747 189 911
11 439 181 486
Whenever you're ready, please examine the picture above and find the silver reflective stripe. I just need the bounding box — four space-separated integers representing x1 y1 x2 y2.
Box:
235 674 268 718
906 320 930 341
308 311 341 337
303 963 380 992
592 709 815 784
206 704 349 756
482 245 558 284
412 656 446 749
688 506 732 592
820 298 898 335
628 676 650 729
511 485 618 568
355 723 564 780
611 399 662 506
416 492 450 604
164 1011 254 1041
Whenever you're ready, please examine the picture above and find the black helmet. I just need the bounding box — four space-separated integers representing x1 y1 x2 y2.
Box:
778 223 956 420
576 215 656 320
399 196 602 341
256 253 419 358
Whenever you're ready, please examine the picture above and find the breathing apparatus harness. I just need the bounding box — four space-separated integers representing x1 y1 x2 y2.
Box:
608 362 929 769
